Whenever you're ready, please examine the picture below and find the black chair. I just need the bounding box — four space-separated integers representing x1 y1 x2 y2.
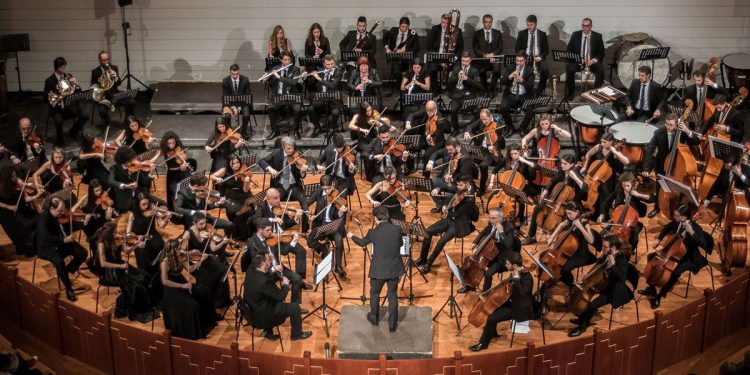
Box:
235 290 285 352
95 276 120 314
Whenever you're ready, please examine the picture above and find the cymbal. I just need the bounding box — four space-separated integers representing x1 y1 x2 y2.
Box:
622 32 651 42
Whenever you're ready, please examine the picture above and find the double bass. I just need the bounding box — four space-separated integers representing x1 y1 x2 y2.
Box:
657 101 697 219
460 228 500 290
723 151 750 274
698 57 719 123
642 226 687 287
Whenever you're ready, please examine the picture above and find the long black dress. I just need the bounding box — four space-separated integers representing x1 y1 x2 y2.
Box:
220 175 254 241
77 156 110 188
94 246 158 323
161 268 216 340
205 134 238 172
186 229 231 308
0 189 37 256
164 155 191 211
375 187 406 221
81 199 108 249
131 211 165 276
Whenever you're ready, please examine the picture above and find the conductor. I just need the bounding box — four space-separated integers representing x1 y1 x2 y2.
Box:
347 206 405 332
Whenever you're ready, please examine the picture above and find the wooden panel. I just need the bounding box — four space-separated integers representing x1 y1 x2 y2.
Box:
592 318 657 375
528 336 595 375
0 265 20 324
109 320 172 375
14 276 62 352
703 272 750 350
57 299 114 374
651 297 706 373
170 337 238 375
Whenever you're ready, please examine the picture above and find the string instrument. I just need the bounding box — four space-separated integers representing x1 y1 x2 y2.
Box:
609 188 640 244
538 220 582 284
367 110 392 129
488 153 527 217
581 158 613 211
166 146 191 169
52 161 73 184
57 209 100 224
143 206 181 218
25 127 42 146
643 227 688 287
17 181 40 196
127 159 153 173
386 180 411 204
287 150 309 171
425 115 438 146
95 191 115 210
483 121 501 159
442 188 469 219
132 127 154 144
533 131 560 186
535 174 576 232
460 228 500 290
445 151 463 178
338 145 357 169
382 138 406 158
566 258 610 316
723 151 750 273
326 189 348 209
699 57 719 123
698 88 747 201
266 231 304 247
467 277 512 328
208 125 242 152
93 138 117 155
658 100 697 219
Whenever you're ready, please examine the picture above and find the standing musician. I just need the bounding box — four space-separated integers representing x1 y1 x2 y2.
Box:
515 15 549 95
347 56 382 98
153 131 193 211
564 18 605 100
222 64 252 138
701 94 744 143
90 51 134 125
114 116 155 154
266 51 303 140
425 137 475 211
316 134 356 196
545 202 598 288
78 134 112 188
600 172 650 250
462 108 507 196
36 197 88 301
0 167 42 257
458 207 520 294
108 146 155 213
174 173 235 236
259 137 310 213
385 17 421 76
498 52 535 136
347 206 405 332
467 252 535 352
266 25 294 68
33 147 73 194
447 51 481 135
365 166 411 222
642 113 702 218
181 212 231 308
624 65 665 122
362 125 409 185
306 175 349 277
472 14 503 97
205 115 245 172
685 70 727 122
639 205 709 309
581 133 630 220
252 189 309 282
340 16 378 69
308 54 343 138
209 154 255 241
127 193 170 275
8 118 45 164
44 57 89 146
427 12 464 89
567 235 634 337
419 174 479 273
404 100 445 175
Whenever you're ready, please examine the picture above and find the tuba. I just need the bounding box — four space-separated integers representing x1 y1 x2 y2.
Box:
48 73 77 107
92 64 117 112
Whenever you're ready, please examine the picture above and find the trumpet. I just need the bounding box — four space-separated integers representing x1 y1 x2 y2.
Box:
256 65 291 82
455 65 468 90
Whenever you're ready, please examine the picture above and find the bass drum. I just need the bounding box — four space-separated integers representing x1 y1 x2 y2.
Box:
615 39 671 88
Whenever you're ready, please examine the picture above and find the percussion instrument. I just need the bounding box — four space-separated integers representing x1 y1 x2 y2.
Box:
614 39 670 87
570 104 619 146
609 121 657 164
721 53 750 90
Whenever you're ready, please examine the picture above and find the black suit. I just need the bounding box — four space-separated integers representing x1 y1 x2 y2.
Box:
516 29 549 94
240 234 303 304
472 28 503 94
472 222 521 291
428 148 476 207
577 253 633 326
685 83 727 123
317 144 356 195
258 148 308 211
36 211 87 291
478 271 535 346
404 112 448 173
420 188 479 267
243 267 303 337
624 79 665 121
498 64 535 132
362 137 405 184
644 126 702 209
305 189 346 269
222 74 252 134
90 64 134 124
252 203 308 278
384 27 420 75
427 25 464 56
267 64 303 133
647 219 708 298
44 73 89 145
107 164 154 212
173 185 236 235
702 108 744 143
351 221 405 328
565 31 606 97
447 64 481 133
308 67 343 133
339 30 378 69
7 131 46 164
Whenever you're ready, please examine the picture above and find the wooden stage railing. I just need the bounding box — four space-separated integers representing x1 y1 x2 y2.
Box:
1 263 748 375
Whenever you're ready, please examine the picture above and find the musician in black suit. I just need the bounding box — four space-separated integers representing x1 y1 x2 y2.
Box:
339 16 378 69
36 197 88 301
90 51 134 126
515 15 549 95
497 53 535 135
222 64 252 138
404 100 448 174
174 173 236 235
642 114 702 218
384 17 421 76
462 108 507 195
472 14 503 97
259 137 309 213
7 118 46 165
624 65 665 123
362 125 409 185
266 52 303 140
107 146 155 213
639 205 709 309
44 57 89 146
243 253 312 341
427 12 464 91
419 174 479 273
308 54 343 138
701 94 744 143
685 70 727 127
316 134 356 197
348 206 405 332
468 252 535 351
425 137 476 209
447 52 482 135
568 235 634 337
564 18 605 100
306 175 348 277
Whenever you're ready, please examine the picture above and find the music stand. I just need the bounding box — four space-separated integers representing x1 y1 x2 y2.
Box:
657 174 700 208
347 95 380 110
62 89 93 108
391 219 431 304
0 33 30 95
398 134 421 151
403 93 433 107
308 217 345 291
264 57 281 71
386 51 414 63
462 143 484 160
401 176 433 227
303 183 322 199
238 188 268 216
43 186 74 208
521 96 552 111
271 93 304 105
433 252 464 331
590 104 618 128
312 91 344 152
303 251 340 337
223 94 255 133
220 243 245 320
341 51 369 64
298 57 323 68
459 97 491 113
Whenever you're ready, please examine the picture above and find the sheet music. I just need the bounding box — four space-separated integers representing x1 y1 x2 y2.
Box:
598 87 617 97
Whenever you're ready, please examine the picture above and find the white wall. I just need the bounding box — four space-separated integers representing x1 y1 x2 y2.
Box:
1 0 749 91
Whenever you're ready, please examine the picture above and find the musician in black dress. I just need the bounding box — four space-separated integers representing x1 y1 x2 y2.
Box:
462 108 507 195
488 144 536 230
32 147 73 195
209 154 255 241
361 125 409 185
546 202 598 288
624 65 665 122
498 53 535 136
385 17 420 77
151 132 193 211
565 18 605 100
0 167 41 257
44 57 89 146
306 175 349 277
71 179 114 250
267 51 303 140
205 115 244 173
222 64 252 138
400 58 431 96
308 54 343 138
78 134 111 188
259 137 309 213
339 16 378 69
404 100 446 174
468 252 535 352
447 52 481 135
108 146 155 213
90 51 134 125
127 193 170 276
365 166 411 222
348 206 405 332
181 212 231 308
472 14 503 97
600 172 650 250
582 133 630 220
114 116 154 155
568 235 634 336
316 134 356 197
515 15 549 95
425 137 475 210
305 23 331 60
174 174 235 236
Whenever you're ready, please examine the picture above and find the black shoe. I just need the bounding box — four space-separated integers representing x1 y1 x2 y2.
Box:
638 287 656 297
291 331 313 341
521 237 536 246
415 258 426 266
311 127 324 138
366 312 379 326
66 288 77 301
265 131 279 140
570 317 581 325
649 296 661 309
301 282 313 290
568 325 588 337
389 323 398 333
335 266 347 278
261 330 280 340
647 209 660 219
299 308 309 315
468 343 487 352
457 285 475 294
430 207 442 214
420 265 431 274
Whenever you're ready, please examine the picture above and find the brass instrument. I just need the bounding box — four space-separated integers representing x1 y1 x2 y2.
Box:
510 66 520 94
395 29 417 50
439 9 461 88
455 65 468 90
47 72 78 107
92 64 117 112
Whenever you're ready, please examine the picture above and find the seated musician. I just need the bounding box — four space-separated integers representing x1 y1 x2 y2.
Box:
522 153 588 245
701 94 744 143
600 172 650 250
44 57 89 146
404 99 445 176
222 64 252 138
348 101 392 145
153 131 194 211
252 189 310 283
243 252 312 341
624 65 664 123
259 136 310 213
462 108 507 196
686 70 727 126
108 146 155 213
362 125 409 185
488 144 536 230
241 218 307 308
564 18 605 100
385 17 421 77
90 51 134 126
36 197 88 301
515 15 549 95
642 113 702 218
305 23 331 60
0 167 42 257
181 212 231 308
205 115 245 172
127 193 170 275
308 54 343 138
497 52 535 137
400 58 431 101
174 173 236 236
347 56 382 100
458 207 520 294
639 205 709 309
71 179 115 250
425 137 475 212
581 133 630 220
568 235 634 337
418 174 479 273
305 175 348 277
427 12 464 91
316 134 356 196
472 14 503 97
114 116 155 154
366 166 411 222
447 51 481 135
7 118 45 164
697 155 748 218
33 147 73 194
340 16 378 69
546 202 598 289
78 134 112 188
467 252 535 352
266 25 294 69
267 51 303 140
209 154 255 241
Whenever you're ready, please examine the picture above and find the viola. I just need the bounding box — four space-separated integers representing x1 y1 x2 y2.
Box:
460 228 501 290
483 121 500 159
426 115 438 146
127 159 153 173
93 139 117 155
383 138 406 158
534 131 560 186
643 229 687 287
657 100 698 219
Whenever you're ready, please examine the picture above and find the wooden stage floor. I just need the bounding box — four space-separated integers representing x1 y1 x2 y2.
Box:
0 172 742 359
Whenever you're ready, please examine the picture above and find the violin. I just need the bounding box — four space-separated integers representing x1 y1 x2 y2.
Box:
383 138 406 158
442 188 469 218
143 206 181 218
17 181 40 195
25 129 42 146
426 115 438 146
52 161 73 184
132 127 154 143
386 180 411 204
326 189 348 208
93 138 117 155
95 191 115 210
218 128 243 145
338 145 357 169
266 231 303 247
287 151 309 171
483 121 500 159
657 100 698 219
127 159 153 173
57 208 100 224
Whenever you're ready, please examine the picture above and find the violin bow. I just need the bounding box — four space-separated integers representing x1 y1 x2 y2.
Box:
42 158 75 190
207 124 242 153
467 124 507 140
128 119 153 148
216 163 257 184
310 188 348 221
323 145 358 171
14 169 32 216
101 126 110 159
276 148 310 176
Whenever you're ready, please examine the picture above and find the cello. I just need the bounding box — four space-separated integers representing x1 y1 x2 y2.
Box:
460 228 500 290
642 226 687 287
698 57 719 124
723 151 750 274
581 158 613 211
566 258 610 316
657 101 697 219
609 187 641 244
467 278 512 328
534 131 560 186
487 148 527 217
535 174 576 233
537 221 581 284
